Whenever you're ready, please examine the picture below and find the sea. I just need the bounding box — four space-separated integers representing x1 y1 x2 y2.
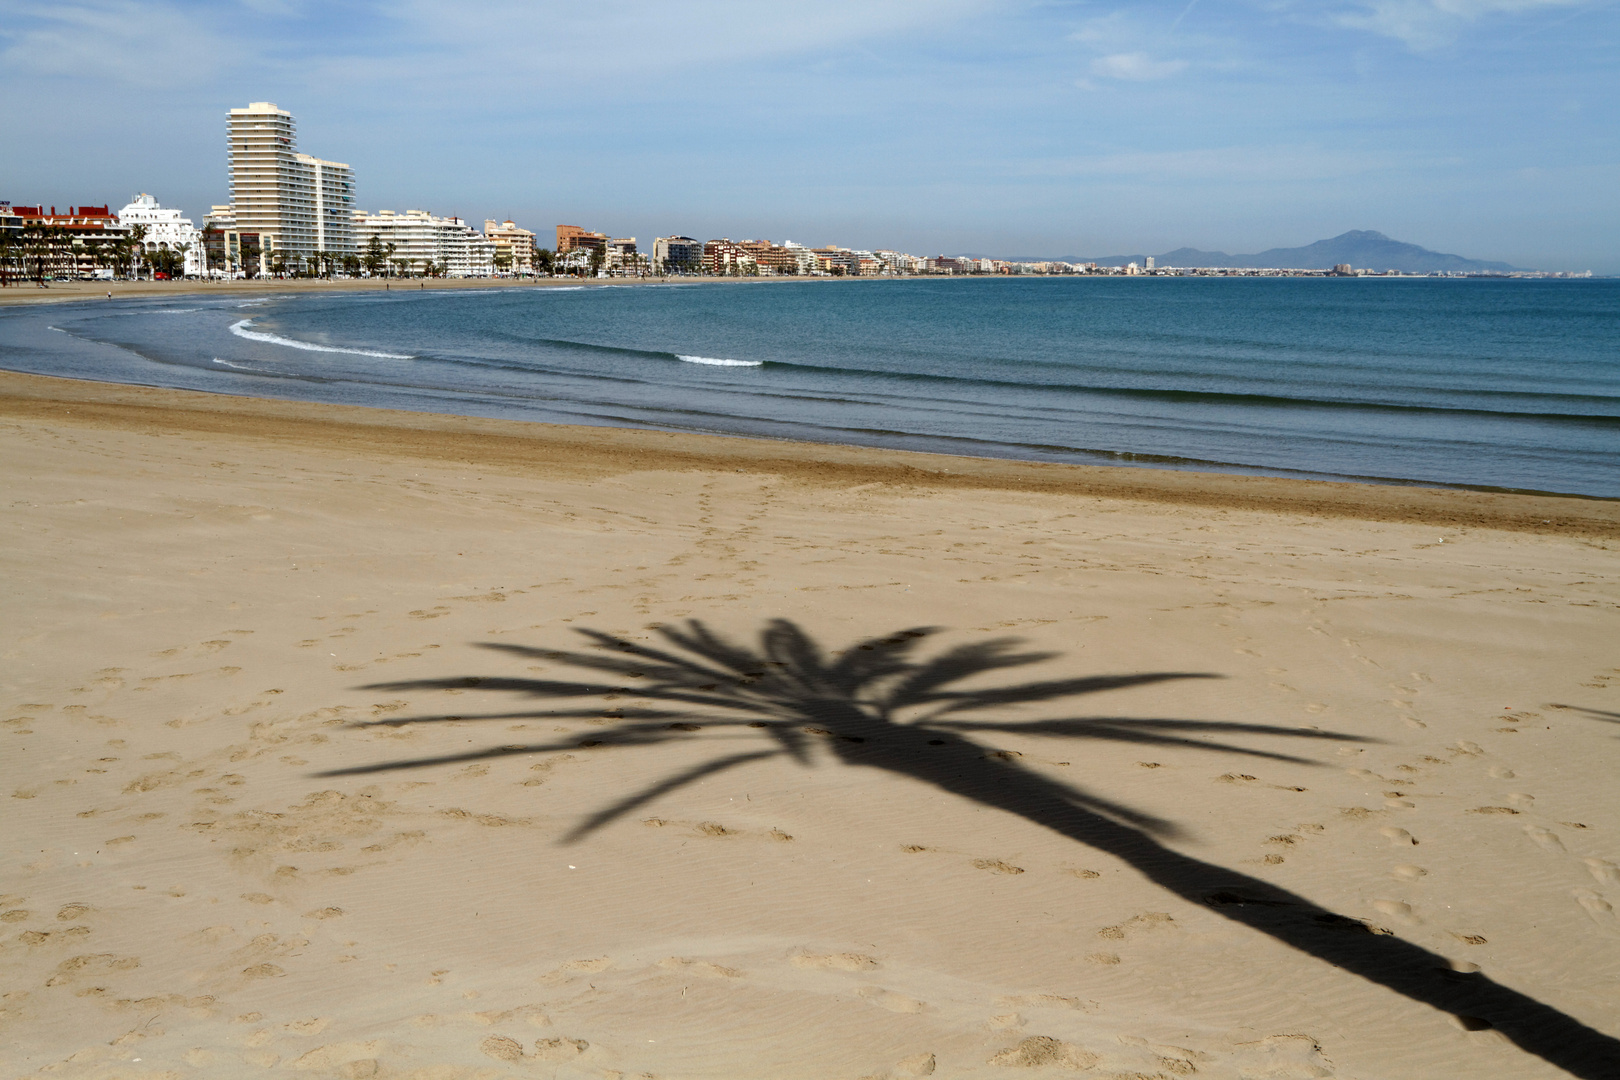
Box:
2 277 1616 498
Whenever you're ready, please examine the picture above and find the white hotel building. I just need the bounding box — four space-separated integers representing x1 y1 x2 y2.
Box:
226 102 355 263
117 193 205 276
352 210 494 277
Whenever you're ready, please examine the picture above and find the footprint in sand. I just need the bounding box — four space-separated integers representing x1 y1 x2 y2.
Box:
659 957 742 979
1372 899 1421 926
1524 825 1565 852
1231 1035 1333 1077
791 951 880 971
480 1035 525 1062
858 986 927 1013
533 1037 588 1061
988 1036 1099 1069
894 1052 936 1076
1585 859 1620 887
972 859 1025 875
1572 889 1615 929
555 957 611 975
995 994 1091 1012
1097 912 1175 940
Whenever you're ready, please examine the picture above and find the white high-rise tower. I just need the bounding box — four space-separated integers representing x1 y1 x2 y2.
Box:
227 102 355 265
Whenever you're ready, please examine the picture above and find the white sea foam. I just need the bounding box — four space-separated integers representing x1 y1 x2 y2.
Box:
211 357 257 370
677 354 763 367
229 319 410 359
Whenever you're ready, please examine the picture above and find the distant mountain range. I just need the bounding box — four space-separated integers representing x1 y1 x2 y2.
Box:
1005 230 1526 273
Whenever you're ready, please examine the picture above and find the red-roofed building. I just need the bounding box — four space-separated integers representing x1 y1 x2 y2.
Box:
6 203 127 281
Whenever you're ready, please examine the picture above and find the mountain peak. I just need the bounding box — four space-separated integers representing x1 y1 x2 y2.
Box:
1018 231 1524 272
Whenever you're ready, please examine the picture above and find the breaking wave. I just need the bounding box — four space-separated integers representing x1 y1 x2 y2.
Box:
229 319 411 359
677 354 763 367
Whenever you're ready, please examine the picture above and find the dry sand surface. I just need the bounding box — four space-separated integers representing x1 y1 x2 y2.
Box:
0 277 568 308
0 274 841 308
3 371 1618 1080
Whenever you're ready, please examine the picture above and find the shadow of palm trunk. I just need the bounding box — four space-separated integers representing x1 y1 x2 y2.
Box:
336 619 1619 1075
836 718 1618 1075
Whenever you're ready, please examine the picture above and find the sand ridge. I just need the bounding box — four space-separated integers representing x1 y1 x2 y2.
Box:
2 373 1619 1078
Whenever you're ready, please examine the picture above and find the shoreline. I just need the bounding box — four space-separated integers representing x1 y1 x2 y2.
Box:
3 368 1615 537
0 273 877 307
4 270 1599 309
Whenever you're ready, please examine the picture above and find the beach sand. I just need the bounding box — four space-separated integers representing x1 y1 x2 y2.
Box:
0 274 848 308
3 369 1618 1079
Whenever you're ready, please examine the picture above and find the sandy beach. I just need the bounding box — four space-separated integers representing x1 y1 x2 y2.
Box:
0 274 856 308
3 369 1618 1079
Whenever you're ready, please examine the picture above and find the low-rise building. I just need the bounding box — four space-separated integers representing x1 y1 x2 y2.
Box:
812 246 858 275
9 203 125 279
353 210 494 277
201 204 261 277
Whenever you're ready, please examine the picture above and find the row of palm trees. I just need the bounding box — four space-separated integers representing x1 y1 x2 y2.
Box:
262 237 448 280
0 222 187 285
0 225 555 284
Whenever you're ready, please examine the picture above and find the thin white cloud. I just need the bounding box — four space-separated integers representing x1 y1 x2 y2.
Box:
1006 144 1422 183
0 1 231 86
1333 0 1591 48
0 0 1003 96
391 0 1000 80
1090 52 1188 80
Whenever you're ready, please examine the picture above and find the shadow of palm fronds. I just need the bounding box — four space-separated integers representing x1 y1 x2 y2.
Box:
315 619 1620 1076
331 619 1343 843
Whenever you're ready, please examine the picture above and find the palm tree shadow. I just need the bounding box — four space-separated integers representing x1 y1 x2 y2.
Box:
1554 703 1620 735
325 619 1618 1076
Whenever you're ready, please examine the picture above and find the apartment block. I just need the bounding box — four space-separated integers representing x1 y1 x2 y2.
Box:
227 102 355 263
354 209 494 277
702 238 755 275
483 219 539 274
9 204 123 278
607 238 642 274
556 225 607 255
652 235 703 274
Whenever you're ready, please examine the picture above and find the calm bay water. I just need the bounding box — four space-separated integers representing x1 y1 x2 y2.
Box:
3 277 1616 496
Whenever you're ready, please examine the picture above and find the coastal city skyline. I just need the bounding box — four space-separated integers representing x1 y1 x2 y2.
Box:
1 2 1614 274
3 100 1590 282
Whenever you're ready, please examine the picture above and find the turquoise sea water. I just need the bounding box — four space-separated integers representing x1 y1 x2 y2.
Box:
3 277 1616 496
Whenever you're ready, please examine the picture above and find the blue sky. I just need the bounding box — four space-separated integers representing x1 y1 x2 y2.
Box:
2 0 1616 270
